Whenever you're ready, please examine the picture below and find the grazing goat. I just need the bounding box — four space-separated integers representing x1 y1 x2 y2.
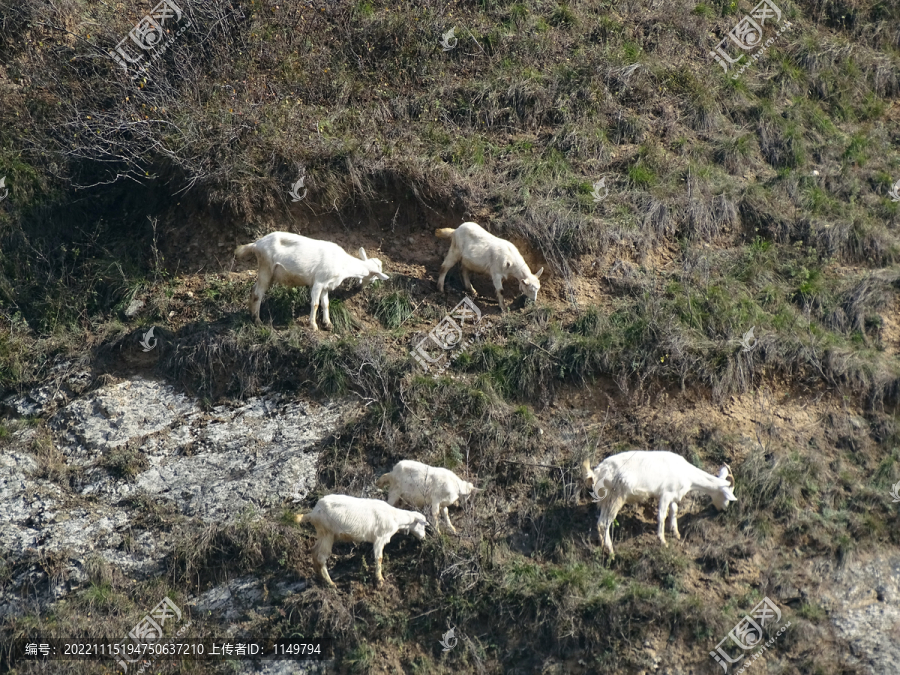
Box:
234 232 389 330
435 222 543 312
582 451 736 558
296 495 426 587
375 460 477 534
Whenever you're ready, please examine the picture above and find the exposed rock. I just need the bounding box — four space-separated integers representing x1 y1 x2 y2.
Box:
188 574 307 623
124 295 146 318
48 378 351 521
2 361 92 417
0 376 359 619
817 553 900 674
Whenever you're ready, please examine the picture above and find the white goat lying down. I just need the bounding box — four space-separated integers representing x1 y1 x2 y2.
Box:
376 460 477 534
234 231 389 330
582 450 736 557
296 494 426 587
435 221 543 312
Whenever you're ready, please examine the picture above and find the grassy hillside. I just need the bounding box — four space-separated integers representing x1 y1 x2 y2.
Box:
2 0 900 672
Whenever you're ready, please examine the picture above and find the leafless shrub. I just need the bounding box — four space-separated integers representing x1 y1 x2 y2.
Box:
686 92 719 133
283 586 357 639
683 175 716 240
610 110 646 144
803 218 897 266
758 116 805 169
870 57 900 97
739 194 791 242
712 194 739 234
831 271 899 341
642 196 673 240
171 518 306 587
791 35 854 76
714 133 755 175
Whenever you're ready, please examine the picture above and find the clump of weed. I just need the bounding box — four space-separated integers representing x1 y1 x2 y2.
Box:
326 298 359 333
29 427 82 485
170 516 306 588
99 447 150 480
370 290 415 329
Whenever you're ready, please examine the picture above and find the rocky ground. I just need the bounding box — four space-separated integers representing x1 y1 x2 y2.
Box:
1 368 358 672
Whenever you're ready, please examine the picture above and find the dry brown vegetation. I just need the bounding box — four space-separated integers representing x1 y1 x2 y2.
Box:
2 0 900 672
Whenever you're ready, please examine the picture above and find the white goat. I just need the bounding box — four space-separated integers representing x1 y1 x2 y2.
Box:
435 222 543 312
375 460 477 534
582 451 736 558
234 232 389 330
295 494 427 587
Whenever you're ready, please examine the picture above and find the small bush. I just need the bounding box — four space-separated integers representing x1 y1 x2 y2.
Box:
370 290 415 329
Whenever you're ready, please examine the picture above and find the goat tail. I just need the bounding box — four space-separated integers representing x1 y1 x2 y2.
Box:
234 242 256 261
434 228 456 239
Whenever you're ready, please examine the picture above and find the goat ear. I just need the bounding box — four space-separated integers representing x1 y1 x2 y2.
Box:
535 267 544 279
359 247 368 260
376 272 389 281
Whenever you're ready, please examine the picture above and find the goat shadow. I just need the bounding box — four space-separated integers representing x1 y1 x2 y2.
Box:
430 269 531 313
507 496 724 560
311 535 423 588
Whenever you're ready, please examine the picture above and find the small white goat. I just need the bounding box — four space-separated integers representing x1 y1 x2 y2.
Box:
295 494 427 587
435 222 543 312
375 460 477 534
234 232 389 330
582 450 736 558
